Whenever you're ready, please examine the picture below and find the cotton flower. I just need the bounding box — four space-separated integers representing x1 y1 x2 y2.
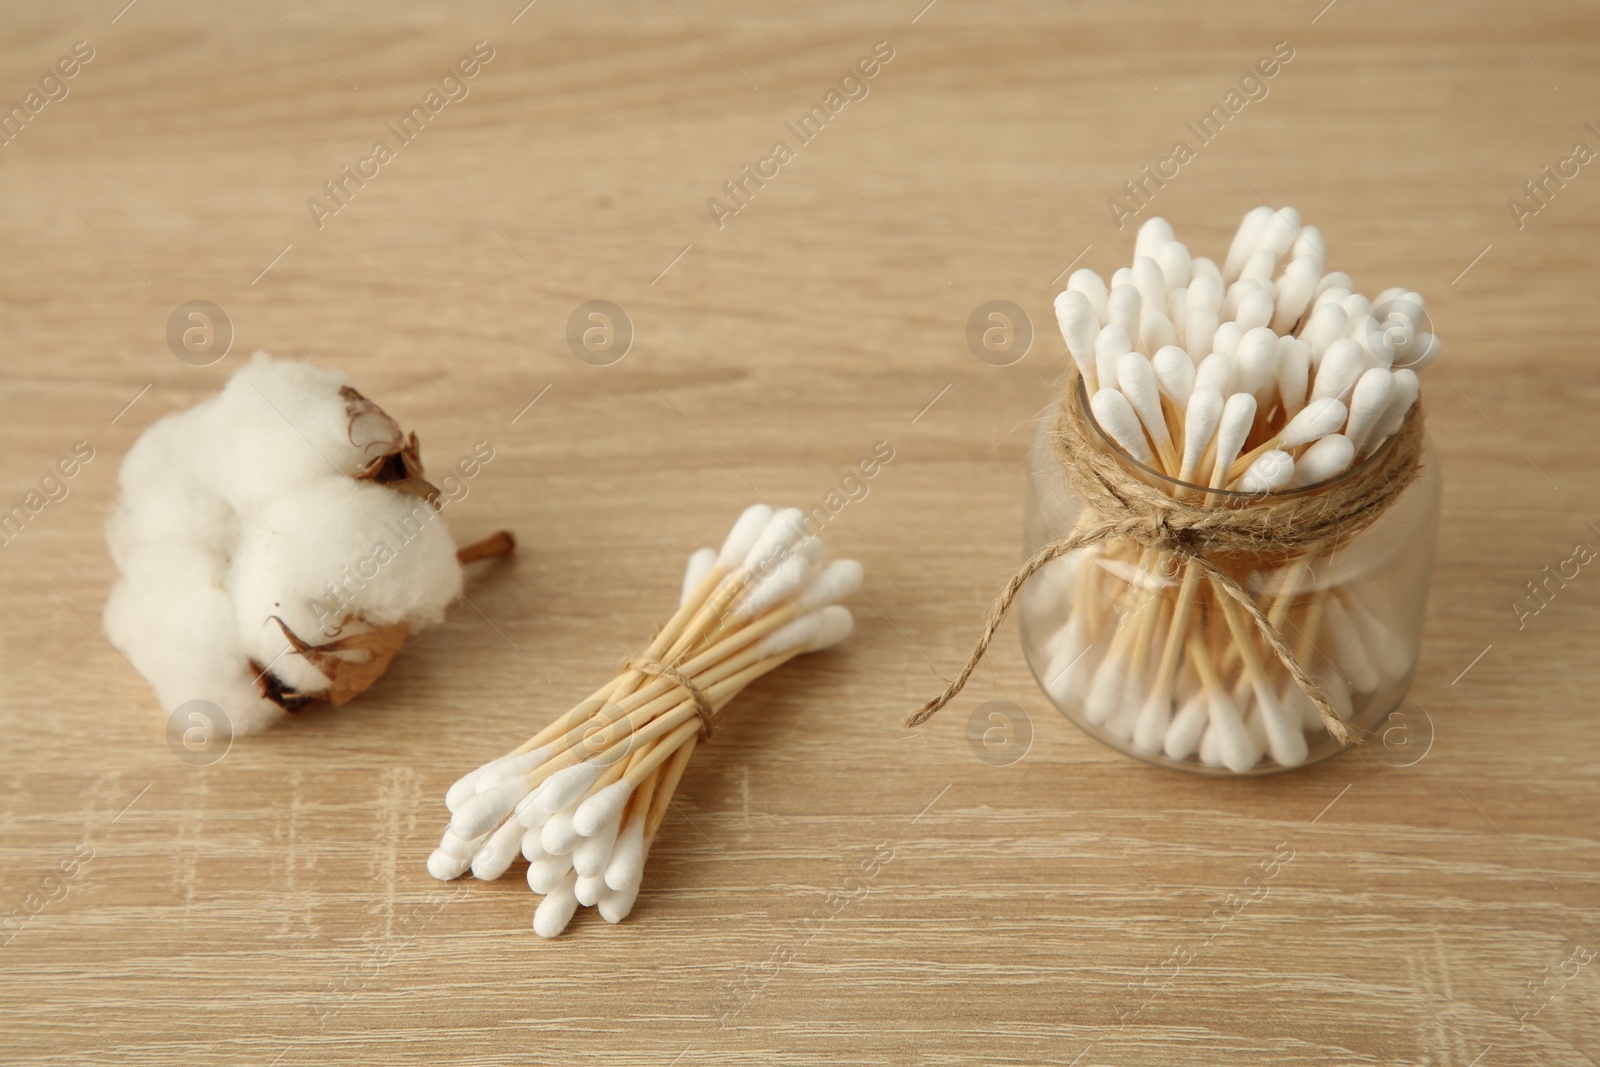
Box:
105 352 507 734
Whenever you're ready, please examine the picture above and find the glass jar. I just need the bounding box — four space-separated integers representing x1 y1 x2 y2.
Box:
1018 384 1441 776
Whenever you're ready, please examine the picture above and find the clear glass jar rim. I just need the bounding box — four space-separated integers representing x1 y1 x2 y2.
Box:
1071 377 1406 500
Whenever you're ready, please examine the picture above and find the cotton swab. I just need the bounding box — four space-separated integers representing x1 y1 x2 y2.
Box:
1290 434 1355 488
1091 388 1156 467
1055 291 1100 391
1343 367 1394 453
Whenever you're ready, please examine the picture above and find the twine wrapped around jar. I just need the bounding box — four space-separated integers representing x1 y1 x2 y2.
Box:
906 379 1427 745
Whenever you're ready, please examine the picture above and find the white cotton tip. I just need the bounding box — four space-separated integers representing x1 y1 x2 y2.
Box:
1259 207 1302 261
1108 284 1142 346
1168 288 1190 336
1140 311 1177 355
603 820 647 892
808 604 855 651
1133 689 1173 753
1135 216 1176 260
1273 256 1321 331
1221 279 1257 320
541 805 584 856
522 825 550 862
1279 396 1348 448
1347 314 1391 369
1208 690 1260 773
1084 655 1127 726
1090 389 1155 466
598 879 642 924
533 872 581 938
574 873 607 907
1291 434 1355 488
1131 255 1167 312
742 507 808 572
526 854 572 895
428 848 472 881
1315 271 1353 298
436 830 483 861
1181 387 1224 482
1068 269 1110 323
1194 352 1234 396
1234 287 1274 331
445 765 491 812
737 550 811 617
1116 351 1172 451
1399 332 1441 371
449 778 531 841
1253 688 1308 768
574 781 633 838
1212 321 1243 357
1188 273 1224 316
1042 615 1098 705
1184 306 1219 363
470 817 526 881
799 559 864 612
1342 293 1373 323
1190 255 1222 288
1224 205 1274 280
1291 226 1327 271
475 747 551 793
717 504 773 567
1342 594 1412 683
681 547 718 606
1344 368 1395 452
1312 288 1352 319
1094 323 1133 394
1238 451 1294 493
1212 392 1258 478
1054 290 1100 389
1152 346 1196 407
515 787 548 826
1300 303 1349 362
1366 368 1419 450
1323 597 1381 694
572 817 622 878
1104 676 1144 742
1163 692 1209 760
535 762 606 817
1276 337 1311 418
1234 327 1279 399
1312 340 1366 403
1198 723 1222 766
1157 240 1193 290
1239 248 1276 282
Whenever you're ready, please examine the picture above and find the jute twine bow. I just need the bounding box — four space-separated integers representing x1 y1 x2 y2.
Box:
623 656 716 738
904 382 1427 746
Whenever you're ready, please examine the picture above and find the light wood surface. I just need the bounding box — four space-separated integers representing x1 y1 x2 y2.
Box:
2 1 1597 1063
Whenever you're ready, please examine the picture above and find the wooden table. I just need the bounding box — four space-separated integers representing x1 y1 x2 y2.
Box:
2 1 1596 1063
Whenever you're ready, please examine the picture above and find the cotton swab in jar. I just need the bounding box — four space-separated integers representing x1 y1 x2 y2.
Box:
429 504 860 936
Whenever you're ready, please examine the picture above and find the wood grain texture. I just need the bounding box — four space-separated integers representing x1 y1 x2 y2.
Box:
1 1 1597 1063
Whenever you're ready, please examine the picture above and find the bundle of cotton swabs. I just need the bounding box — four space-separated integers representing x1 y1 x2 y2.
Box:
1040 206 1438 772
428 505 860 936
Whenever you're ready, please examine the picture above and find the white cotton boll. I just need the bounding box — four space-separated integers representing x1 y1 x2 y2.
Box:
470 816 527 881
1312 340 1367 403
1152 346 1196 408
1291 434 1356 488
1054 290 1100 390
1135 217 1176 261
527 854 573 895
1094 323 1133 393
575 873 607 907
1212 321 1244 357
799 559 865 611
572 817 623 878
1067 269 1110 323
1157 241 1192 289
717 504 773 568
574 781 633 838
681 547 718 606
533 872 581 938
598 880 642 924
1224 206 1274 280
1238 451 1294 493
603 820 648 892
104 353 473 736
1109 284 1142 346
1277 337 1311 419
